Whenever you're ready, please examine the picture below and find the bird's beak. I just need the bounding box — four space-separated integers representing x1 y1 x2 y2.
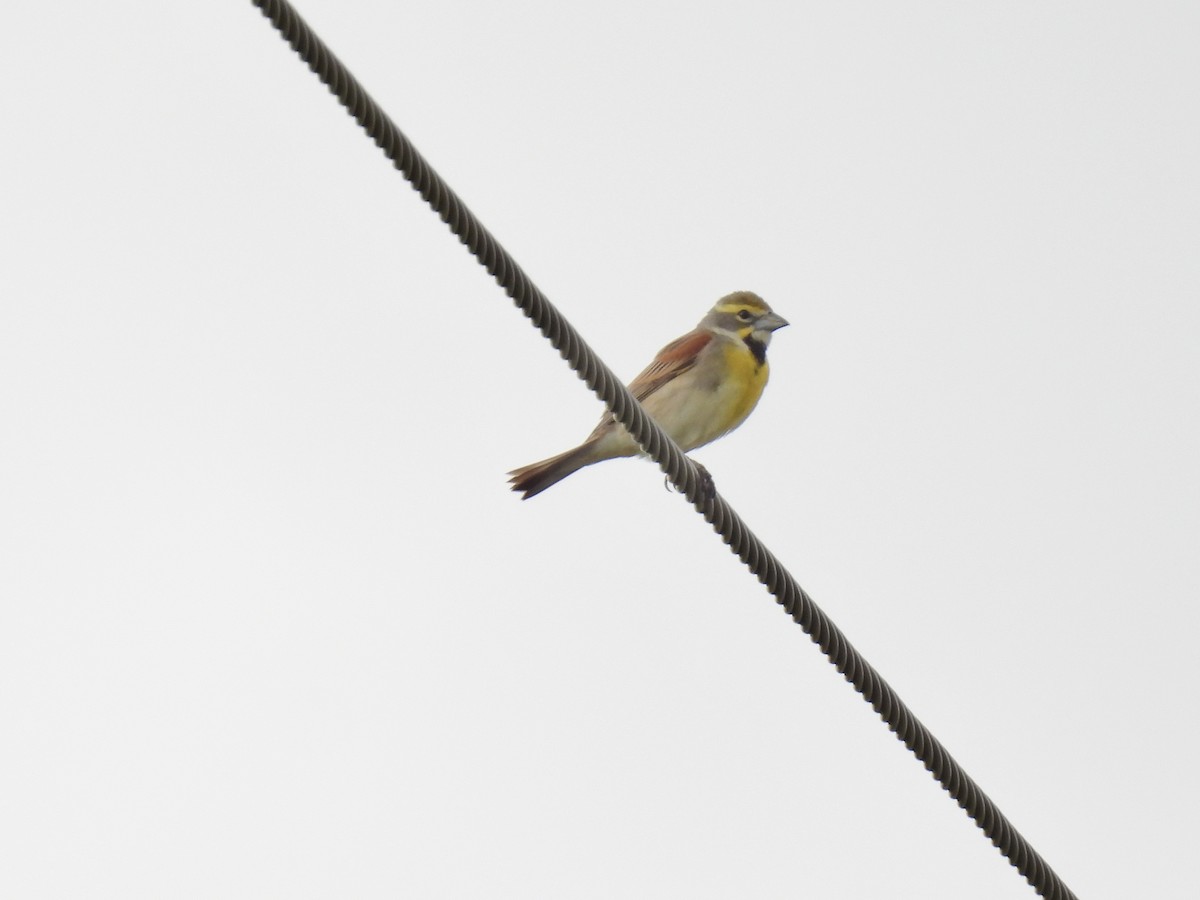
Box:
759 312 789 332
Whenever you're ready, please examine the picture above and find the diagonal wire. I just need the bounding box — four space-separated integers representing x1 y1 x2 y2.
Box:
248 2 1078 897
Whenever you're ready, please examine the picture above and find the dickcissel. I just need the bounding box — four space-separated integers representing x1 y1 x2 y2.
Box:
509 291 788 499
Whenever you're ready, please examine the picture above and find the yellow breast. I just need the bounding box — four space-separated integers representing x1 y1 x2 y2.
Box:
631 336 772 453
715 340 770 434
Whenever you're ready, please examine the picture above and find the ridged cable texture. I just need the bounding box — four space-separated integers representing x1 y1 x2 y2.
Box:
249 2 1077 897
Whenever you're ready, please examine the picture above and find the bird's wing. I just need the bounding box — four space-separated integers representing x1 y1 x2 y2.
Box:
584 328 714 442
626 329 713 402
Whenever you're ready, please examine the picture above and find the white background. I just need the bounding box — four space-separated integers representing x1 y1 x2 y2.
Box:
2 2 1197 897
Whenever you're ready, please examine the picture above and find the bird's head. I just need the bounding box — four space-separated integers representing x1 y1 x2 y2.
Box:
703 291 789 347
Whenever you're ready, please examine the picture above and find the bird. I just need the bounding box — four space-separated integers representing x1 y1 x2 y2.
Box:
508 291 788 499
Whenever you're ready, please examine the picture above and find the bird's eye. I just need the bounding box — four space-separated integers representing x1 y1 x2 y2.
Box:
737 309 753 321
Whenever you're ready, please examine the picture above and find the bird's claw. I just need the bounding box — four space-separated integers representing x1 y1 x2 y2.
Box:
663 460 716 502
691 460 716 502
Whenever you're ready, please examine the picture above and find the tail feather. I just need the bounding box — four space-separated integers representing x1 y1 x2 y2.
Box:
508 443 596 499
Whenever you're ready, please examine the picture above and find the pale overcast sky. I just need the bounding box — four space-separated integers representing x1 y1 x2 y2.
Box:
2 2 1198 898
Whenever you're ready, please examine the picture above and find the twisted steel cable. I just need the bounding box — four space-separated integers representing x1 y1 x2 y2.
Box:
249 2 1077 896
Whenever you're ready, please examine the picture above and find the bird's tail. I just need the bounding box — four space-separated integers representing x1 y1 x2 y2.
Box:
508 443 598 500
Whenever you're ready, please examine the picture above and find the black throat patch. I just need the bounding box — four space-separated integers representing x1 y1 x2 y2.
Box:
744 335 767 366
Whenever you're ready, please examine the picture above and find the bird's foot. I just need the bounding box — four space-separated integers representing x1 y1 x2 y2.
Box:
663 460 716 502
690 460 716 502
